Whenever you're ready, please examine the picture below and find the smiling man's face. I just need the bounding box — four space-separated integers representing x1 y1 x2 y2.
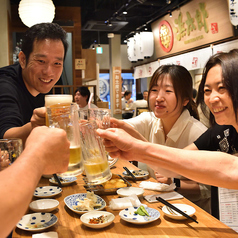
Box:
19 38 64 96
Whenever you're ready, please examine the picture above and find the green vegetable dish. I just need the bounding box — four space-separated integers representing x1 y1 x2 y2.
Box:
134 206 150 217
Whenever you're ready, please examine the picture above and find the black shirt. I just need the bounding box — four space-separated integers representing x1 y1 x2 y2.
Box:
194 124 238 219
0 63 44 138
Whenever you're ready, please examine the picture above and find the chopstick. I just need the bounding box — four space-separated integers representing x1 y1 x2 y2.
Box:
156 197 198 223
123 167 137 182
53 174 62 187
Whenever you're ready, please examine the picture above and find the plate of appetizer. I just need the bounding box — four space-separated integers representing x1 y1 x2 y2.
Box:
64 192 106 214
122 169 149 180
49 176 77 186
16 213 57 231
119 206 160 224
80 211 115 229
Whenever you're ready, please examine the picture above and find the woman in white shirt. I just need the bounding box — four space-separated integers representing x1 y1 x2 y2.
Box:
110 64 210 212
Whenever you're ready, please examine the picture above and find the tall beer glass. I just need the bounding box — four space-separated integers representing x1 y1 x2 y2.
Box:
79 120 112 184
45 94 73 126
46 103 83 177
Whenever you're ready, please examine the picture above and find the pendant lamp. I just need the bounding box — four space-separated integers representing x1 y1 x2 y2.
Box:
18 0 55 28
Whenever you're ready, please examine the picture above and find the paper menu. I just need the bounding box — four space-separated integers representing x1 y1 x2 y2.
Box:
218 187 238 233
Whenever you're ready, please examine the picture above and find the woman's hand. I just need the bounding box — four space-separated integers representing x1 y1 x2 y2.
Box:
155 171 172 185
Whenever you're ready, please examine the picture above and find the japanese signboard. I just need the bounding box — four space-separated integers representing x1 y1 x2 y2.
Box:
151 0 233 58
112 67 122 114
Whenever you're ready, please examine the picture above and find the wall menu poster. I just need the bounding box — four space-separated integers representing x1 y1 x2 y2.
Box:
112 67 122 114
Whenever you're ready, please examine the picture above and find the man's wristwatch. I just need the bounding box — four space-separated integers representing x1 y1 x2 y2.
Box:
173 178 180 191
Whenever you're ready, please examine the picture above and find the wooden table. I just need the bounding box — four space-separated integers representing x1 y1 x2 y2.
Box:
13 159 238 238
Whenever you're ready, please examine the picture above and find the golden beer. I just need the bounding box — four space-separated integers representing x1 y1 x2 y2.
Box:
69 146 82 165
84 158 109 175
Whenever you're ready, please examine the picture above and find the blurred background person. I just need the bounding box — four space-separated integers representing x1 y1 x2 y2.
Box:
121 77 128 98
74 86 98 110
121 90 134 119
143 90 148 101
131 92 148 117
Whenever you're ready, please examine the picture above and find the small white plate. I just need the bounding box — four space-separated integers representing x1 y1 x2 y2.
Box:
16 213 57 231
117 187 144 197
119 206 160 224
122 169 149 180
29 199 59 213
162 204 196 220
42 174 53 179
80 211 115 229
34 186 62 198
49 176 77 186
64 193 106 214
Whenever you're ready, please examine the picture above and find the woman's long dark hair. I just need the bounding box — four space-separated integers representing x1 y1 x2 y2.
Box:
148 64 199 120
196 49 238 125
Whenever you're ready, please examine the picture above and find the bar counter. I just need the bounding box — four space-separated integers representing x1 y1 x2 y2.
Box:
13 159 238 237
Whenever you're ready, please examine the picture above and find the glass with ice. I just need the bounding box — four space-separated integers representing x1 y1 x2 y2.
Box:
79 120 112 184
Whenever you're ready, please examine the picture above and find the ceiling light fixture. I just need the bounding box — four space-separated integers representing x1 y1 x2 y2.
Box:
18 0 55 28
166 0 171 4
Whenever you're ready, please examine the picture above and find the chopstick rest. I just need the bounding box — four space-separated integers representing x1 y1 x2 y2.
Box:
123 167 137 182
156 197 198 223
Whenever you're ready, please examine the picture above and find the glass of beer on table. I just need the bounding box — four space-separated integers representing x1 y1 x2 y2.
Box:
79 120 112 184
45 94 73 126
0 138 22 171
46 103 83 177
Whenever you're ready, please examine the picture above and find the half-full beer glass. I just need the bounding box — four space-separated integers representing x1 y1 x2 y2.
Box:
45 94 73 126
47 103 83 177
79 121 112 184
0 138 22 171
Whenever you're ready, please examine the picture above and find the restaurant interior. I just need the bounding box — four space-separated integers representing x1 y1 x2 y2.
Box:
2 0 238 237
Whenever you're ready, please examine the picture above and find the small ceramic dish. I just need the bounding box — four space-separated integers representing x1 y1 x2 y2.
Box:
162 204 196 220
33 186 62 198
80 211 115 229
119 206 160 224
117 187 144 197
64 193 106 214
16 213 57 231
49 176 77 186
29 199 59 213
122 169 149 180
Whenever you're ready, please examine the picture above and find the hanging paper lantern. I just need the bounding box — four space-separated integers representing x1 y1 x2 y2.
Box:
134 33 144 61
229 0 238 26
18 0 55 28
140 31 154 58
127 37 137 63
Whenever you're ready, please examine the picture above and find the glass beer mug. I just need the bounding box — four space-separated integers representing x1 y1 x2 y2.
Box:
46 103 83 177
79 120 112 184
45 94 73 127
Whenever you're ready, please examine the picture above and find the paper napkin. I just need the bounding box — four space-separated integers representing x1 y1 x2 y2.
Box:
139 181 176 192
109 194 146 210
32 231 58 238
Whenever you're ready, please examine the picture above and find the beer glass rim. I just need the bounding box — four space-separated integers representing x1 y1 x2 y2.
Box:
46 102 77 109
45 94 73 98
0 138 22 142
